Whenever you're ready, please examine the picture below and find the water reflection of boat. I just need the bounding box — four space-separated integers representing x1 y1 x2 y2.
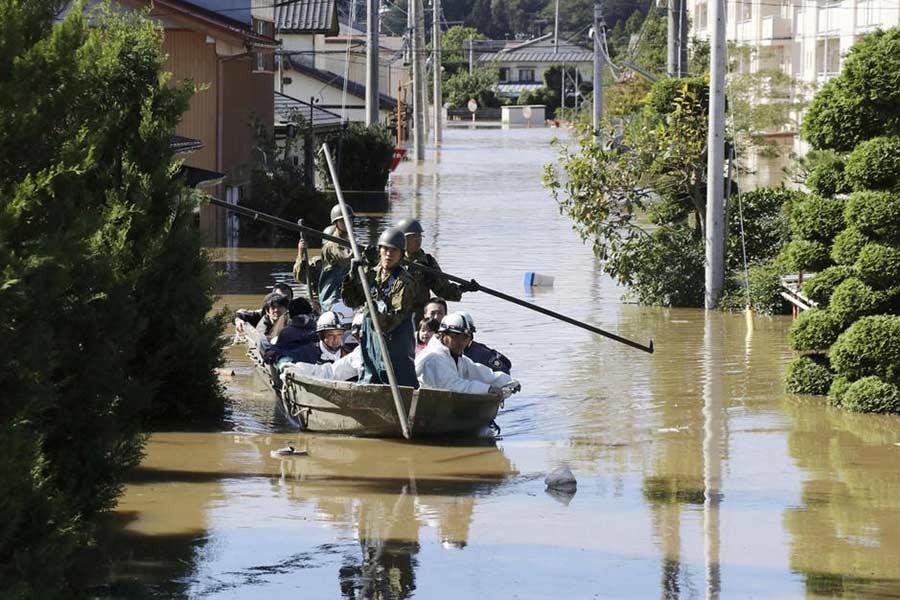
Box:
273 436 516 599
239 320 501 438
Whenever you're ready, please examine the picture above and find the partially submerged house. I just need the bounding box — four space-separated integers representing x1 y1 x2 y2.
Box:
476 34 594 102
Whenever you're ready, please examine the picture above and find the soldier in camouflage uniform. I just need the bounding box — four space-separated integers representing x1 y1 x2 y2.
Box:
296 206 353 311
341 227 419 388
395 218 478 323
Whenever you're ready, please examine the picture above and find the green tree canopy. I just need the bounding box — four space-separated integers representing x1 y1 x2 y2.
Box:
803 28 900 152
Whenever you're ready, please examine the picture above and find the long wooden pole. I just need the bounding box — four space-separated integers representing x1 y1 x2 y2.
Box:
321 143 411 439
207 198 654 354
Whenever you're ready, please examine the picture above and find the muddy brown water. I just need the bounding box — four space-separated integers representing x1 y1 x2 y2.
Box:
96 128 900 599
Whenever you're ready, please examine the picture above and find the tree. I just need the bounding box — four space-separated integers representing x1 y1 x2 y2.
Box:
0 2 224 594
440 25 487 76
443 67 501 108
803 28 900 152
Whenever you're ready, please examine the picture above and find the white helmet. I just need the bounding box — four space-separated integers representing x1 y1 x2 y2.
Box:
459 311 477 334
316 311 345 333
439 312 473 335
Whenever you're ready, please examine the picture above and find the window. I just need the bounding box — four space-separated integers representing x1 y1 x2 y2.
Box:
251 18 275 73
857 0 876 27
740 0 752 21
696 2 708 28
498 67 509 82
517 68 535 82
816 36 841 79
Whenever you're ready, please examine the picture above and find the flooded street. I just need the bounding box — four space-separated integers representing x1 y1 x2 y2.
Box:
99 128 900 599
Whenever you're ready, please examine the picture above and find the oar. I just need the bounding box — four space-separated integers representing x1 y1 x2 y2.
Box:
206 199 655 354
321 144 412 440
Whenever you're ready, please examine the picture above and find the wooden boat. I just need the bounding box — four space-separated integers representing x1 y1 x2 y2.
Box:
237 319 501 438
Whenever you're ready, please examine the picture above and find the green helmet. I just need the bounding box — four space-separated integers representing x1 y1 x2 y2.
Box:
378 227 406 251
331 204 353 224
396 217 424 235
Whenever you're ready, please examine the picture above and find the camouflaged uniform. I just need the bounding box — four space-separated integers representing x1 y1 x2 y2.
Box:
404 249 463 323
316 232 353 310
341 262 420 388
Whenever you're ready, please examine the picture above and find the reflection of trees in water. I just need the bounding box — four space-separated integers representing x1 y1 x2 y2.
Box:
339 540 420 600
784 400 900 599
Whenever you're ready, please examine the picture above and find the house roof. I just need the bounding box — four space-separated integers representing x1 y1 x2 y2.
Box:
129 0 279 47
478 48 594 64
275 91 343 129
275 0 339 34
286 57 398 111
170 135 204 153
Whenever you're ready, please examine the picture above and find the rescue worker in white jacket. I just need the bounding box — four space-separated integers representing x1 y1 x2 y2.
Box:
415 312 521 397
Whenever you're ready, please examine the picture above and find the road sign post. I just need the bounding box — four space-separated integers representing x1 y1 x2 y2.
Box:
467 98 478 126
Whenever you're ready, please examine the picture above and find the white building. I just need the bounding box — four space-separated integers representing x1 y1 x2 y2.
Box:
688 0 900 186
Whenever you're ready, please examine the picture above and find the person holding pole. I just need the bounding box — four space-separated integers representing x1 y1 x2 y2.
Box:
297 205 354 311
341 226 420 388
396 217 478 323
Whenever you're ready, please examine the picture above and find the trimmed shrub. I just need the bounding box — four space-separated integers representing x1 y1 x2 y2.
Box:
726 188 794 272
789 308 844 352
805 155 851 197
842 376 900 414
855 243 900 290
801 265 854 306
830 278 885 323
720 260 788 315
781 239 831 272
844 136 900 191
844 191 900 242
830 315 900 384
828 375 852 407
789 194 845 243
785 355 833 395
830 227 869 265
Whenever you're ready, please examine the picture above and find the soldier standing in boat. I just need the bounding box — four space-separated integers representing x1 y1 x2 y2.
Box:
341 227 419 388
396 218 478 323
295 206 353 311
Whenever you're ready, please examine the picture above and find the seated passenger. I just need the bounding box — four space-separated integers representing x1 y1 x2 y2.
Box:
416 317 440 354
283 312 365 380
423 297 448 322
459 312 512 374
234 283 308 333
415 312 521 397
261 297 317 363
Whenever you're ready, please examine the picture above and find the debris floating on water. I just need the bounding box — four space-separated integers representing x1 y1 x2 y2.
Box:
270 445 307 458
545 466 577 492
216 368 235 378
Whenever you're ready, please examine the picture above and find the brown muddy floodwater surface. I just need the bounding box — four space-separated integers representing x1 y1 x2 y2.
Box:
97 128 900 599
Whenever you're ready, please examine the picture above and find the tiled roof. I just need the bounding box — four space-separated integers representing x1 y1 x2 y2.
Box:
286 57 398 111
478 49 594 63
276 0 339 33
170 135 204 153
275 91 343 129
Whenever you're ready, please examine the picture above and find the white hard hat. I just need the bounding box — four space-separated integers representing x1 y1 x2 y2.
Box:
459 311 477 334
316 311 345 333
439 312 472 335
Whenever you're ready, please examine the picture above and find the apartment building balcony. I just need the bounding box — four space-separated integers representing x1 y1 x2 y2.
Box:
760 14 792 44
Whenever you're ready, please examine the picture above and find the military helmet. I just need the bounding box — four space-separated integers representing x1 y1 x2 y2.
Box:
396 218 424 235
323 224 336 236
439 312 472 336
316 310 345 333
330 204 353 224
377 226 406 251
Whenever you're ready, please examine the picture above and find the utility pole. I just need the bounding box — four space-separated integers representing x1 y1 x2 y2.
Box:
667 0 689 77
365 0 380 126
705 0 726 308
592 0 604 140
468 36 473 74
411 0 426 160
554 0 560 53
432 0 442 144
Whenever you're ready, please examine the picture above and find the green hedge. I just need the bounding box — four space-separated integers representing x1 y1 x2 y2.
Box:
785 355 833 395
789 195 845 243
830 315 900 384
829 278 885 323
781 239 831 272
855 243 900 290
806 157 851 197
844 191 900 242
830 227 869 265
844 136 900 191
719 260 788 315
828 375 852 407
801 265 853 306
788 308 844 352
842 376 900 414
